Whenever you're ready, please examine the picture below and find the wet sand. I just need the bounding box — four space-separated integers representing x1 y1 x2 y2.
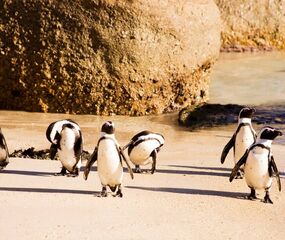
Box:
0 110 285 239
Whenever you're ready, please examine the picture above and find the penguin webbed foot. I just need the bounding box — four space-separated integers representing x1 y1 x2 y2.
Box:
246 188 257 201
66 172 79 178
115 186 123 198
134 165 155 174
263 191 273 204
66 168 79 177
54 167 67 176
97 186 108 198
134 165 143 173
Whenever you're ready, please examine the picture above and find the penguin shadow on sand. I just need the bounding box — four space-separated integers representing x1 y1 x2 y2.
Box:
126 164 247 200
125 186 246 200
0 169 55 177
155 164 232 178
0 186 97 195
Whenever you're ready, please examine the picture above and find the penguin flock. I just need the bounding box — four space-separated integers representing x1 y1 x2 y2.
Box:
0 107 283 203
221 107 283 204
46 119 164 197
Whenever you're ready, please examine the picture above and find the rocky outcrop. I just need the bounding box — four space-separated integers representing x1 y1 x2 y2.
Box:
215 0 285 51
178 104 285 129
0 0 221 115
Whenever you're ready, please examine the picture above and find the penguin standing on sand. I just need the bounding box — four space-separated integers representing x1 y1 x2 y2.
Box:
84 121 134 197
0 128 9 170
48 122 83 177
122 131 165 174
221 107 256 178
229 126 282 204
46 119 81 159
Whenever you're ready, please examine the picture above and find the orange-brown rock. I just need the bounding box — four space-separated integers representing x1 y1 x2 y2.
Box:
216 0 285 51
0 0 220 115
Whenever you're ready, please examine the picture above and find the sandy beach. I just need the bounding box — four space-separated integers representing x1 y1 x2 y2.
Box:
0 110 284 239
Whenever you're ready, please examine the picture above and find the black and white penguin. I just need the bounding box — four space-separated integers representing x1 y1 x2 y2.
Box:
46 119 81 160
0 128 9 170
123 131 165 174
221 107 256 178
229 126 282 204
84 121 134 197
51 123 83 177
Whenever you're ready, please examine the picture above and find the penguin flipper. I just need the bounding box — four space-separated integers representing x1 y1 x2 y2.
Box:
118 146 134 180
121 141 133 151
221 134 235 164
74 131 83 162
229 150 248 182
270 155 281 192
50 143 58 159
84 147 98 180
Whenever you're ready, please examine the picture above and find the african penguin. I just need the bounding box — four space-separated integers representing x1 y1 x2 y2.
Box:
122 131 165 174
52 123 83 177
221 107 256 178
46 119 82 160
0 128 9 170
230 126 282 204
84 121 133 197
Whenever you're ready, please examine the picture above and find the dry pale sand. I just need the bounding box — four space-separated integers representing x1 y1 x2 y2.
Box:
0 110 284 240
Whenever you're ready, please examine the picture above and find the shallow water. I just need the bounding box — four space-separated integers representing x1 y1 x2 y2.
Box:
210 52 285 105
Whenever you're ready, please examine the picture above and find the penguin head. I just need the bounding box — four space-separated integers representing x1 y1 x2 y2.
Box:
239 107 255 119
101 121 115 135
258 126 283 140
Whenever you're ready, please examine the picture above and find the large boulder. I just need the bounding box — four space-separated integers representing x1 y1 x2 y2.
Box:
215 0 285 51
0 0 221 115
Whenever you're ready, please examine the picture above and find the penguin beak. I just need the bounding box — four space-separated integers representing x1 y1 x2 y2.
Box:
276 130 283 136
250 108 256 113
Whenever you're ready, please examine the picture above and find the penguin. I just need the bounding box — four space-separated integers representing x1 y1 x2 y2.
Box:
52 123 83 177
221 107 256 178
229 126 282 204
122 131 165 174
46 119 81 160
84 121 134 197
0 128 9 170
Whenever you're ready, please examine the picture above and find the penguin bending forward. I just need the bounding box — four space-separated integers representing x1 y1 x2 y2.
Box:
123 131 165 174
229 126 282 204
0 128 9 170
84 121 134 197
47 121 83 177
221 107 256 178
46 119 81 160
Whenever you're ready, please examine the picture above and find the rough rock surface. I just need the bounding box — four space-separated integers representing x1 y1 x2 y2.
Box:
0 0 220 115
178 104 285 129
215 0 285 51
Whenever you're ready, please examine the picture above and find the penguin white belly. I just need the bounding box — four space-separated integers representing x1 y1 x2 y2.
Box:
244 151 272 190
98 140 123 187
58 148 77 172
129 140 160 165
235 127 255 163
58 130 77 172
0 148 7 160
